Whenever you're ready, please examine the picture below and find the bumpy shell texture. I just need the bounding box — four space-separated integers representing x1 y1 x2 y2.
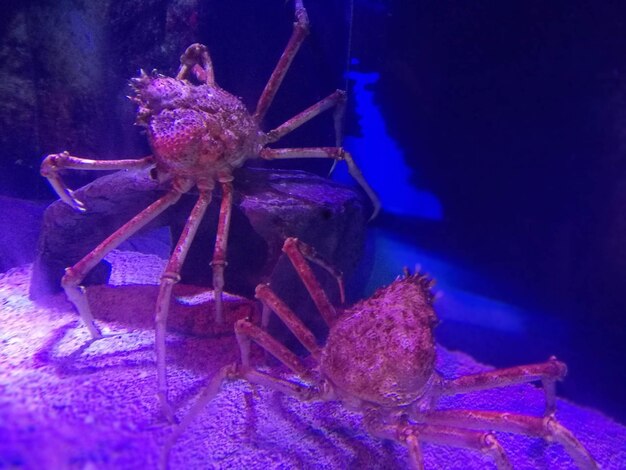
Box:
131 74 260 182
321 272 438 407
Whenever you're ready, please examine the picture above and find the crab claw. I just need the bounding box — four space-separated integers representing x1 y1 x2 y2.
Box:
52 180 87 213
341 150 381 220
62 188 87 212
41 152 87 212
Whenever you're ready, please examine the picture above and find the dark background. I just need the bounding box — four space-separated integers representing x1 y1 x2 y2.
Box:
0 0 625 421
354 0 626 423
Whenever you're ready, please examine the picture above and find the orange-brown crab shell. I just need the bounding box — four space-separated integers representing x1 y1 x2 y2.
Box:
131 74 261 184
321 273 438 408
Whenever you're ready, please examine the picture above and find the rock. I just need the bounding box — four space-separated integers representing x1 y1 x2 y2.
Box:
30 167 369 338
0 196 48 273
30 168 166 300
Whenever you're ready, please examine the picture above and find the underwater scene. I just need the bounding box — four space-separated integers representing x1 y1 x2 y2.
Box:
0 0 625 468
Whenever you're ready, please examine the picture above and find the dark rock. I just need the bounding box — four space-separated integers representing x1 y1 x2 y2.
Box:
0 196 48 273
30 169 167 299
30 167 369 335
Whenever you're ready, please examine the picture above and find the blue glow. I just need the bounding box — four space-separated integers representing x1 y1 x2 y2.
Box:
340 65 539 335
335 67 443 220
364 229 543 334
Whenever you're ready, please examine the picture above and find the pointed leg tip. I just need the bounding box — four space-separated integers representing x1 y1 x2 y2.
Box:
88 326 103 340
159 396 178 424
368 205 381 222
74 200 87 212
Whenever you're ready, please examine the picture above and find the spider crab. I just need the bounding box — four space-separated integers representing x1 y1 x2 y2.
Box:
40 0 378 422
164 238 598 469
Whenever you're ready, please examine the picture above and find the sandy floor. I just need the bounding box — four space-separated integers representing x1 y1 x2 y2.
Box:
0 251 624 469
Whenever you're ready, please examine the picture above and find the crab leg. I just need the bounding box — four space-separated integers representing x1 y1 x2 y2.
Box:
161 363 238 469
235 318 311 379
255 283 321 360
280 237 343 325
283 237 345 302
61 180 192 339
264 90 347 145
176 43 215 86
239 367 323 401
41 152 155 212
254 236 347 361
156 189 212 423
164 315 329 464
254 0 309 122
438 356 567 415
260 147 380 219
368 418 511 470
162 363 324 469
421 410 598 469
211 180 234 324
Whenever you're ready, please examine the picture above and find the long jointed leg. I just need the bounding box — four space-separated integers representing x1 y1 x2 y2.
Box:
211 180 234 324
160 363 238 470
254 0 309 122
260 147 380 219
260 89 373 212
438 356 567 415
234 318 312 380
175 43 215 86
41 152 155 212
253 237 343 366
255 283 321 360
264 90 347 145
281 237 344 325
62 183 191 339
422 409 598 469
252 0 378 217
366 415 511 470
161 362 324 470
156 189 212 422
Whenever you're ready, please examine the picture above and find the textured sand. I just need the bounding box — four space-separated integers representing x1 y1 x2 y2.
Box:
0 251 624 469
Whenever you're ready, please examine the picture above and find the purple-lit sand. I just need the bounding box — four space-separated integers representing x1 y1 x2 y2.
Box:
0 251 624 469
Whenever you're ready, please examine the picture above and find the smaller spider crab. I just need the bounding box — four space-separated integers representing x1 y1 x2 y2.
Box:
39 0 378 422
163 237 598 469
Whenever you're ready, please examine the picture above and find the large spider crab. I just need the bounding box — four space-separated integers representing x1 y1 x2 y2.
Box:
40 0 378 422
163 238 598 469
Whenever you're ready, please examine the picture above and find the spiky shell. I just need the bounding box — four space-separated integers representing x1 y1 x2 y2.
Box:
321 272 438 407
130 74 260 184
